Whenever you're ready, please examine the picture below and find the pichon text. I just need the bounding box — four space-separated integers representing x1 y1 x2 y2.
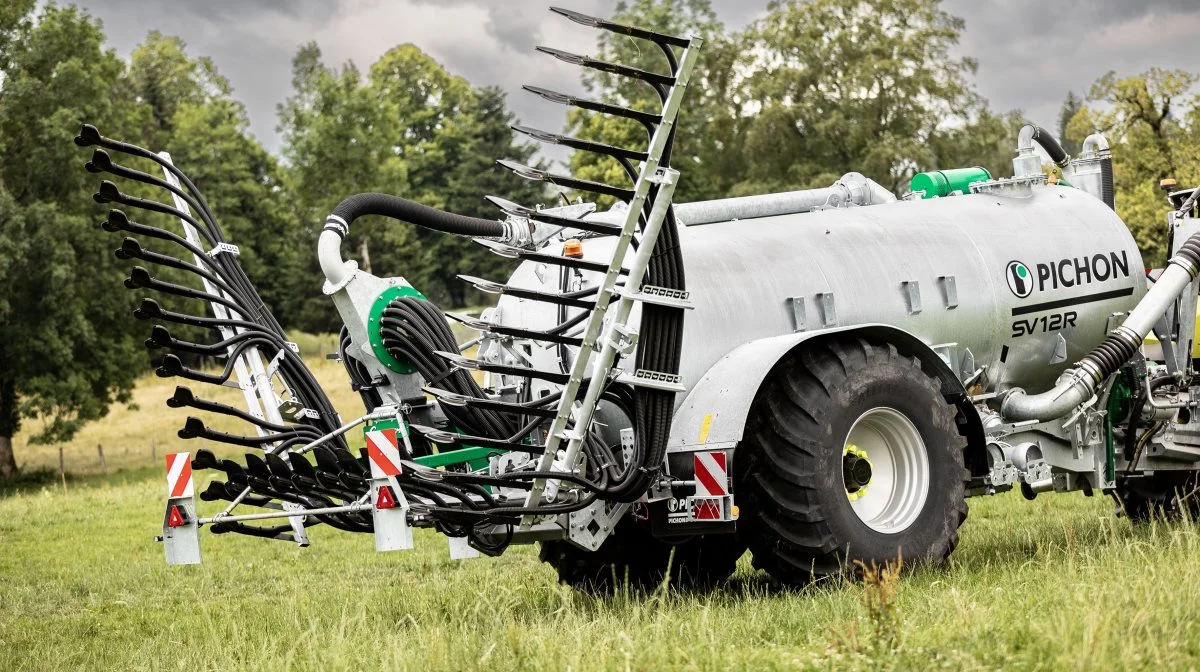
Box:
1035 251 1130 291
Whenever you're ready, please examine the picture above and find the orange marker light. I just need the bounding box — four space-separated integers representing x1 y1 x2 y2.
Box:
562 239 584 258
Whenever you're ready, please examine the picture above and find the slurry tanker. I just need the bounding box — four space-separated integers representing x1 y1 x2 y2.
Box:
76 7 1200 590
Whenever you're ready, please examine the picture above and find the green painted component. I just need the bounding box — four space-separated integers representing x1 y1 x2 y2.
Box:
414 446 506 469
910 166 992 199
366 284 426 374
365 417 400 434
1104 372 1134 483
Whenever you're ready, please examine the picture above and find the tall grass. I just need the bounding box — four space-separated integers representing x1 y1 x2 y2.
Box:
8 333 1200 669
5 472 1200 670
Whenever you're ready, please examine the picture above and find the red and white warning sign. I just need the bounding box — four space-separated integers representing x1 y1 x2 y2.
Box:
165 452 193 498
366 428 403 479
693 450 728 497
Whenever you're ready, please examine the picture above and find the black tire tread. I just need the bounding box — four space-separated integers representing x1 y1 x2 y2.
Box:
736 337 969 584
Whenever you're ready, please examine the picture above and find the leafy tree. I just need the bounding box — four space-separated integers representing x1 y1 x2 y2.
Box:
1067 68 1200 265
566 0 738 204
737 0 985 194
571 0 1004 201
0 4 145 476
280 43 543 320
127 33 305 328
421 86 544 307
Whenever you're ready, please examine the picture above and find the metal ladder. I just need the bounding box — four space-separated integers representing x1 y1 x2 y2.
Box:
424 8 704 527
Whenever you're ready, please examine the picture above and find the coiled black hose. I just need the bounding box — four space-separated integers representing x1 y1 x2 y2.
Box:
78 124 355 539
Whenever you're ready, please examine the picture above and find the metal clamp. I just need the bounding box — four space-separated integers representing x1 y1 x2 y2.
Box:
207 242 240 258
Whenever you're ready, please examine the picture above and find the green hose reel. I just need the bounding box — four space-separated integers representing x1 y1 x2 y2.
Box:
366 284 426 374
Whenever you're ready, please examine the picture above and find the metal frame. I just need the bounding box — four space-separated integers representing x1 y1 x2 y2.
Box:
158 154 312 546
518 39 702 526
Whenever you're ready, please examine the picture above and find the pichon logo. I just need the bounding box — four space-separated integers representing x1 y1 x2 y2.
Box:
1006 261 1033 298
1005 251 1129 298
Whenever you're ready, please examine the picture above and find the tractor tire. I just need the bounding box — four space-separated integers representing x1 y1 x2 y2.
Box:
1114 472 1200 522
735 337 969 585
539 520 744 593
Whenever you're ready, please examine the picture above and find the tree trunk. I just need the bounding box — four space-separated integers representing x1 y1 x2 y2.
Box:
359 235 372 274
0 379 18 478
0 435 15 479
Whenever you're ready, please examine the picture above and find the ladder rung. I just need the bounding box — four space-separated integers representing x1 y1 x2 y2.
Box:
621 285 694 310
616 369 686 392
549 7 692 48
535 46 675 88
458 274 597 309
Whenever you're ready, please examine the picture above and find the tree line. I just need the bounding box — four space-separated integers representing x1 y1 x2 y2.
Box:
1 0 1197 476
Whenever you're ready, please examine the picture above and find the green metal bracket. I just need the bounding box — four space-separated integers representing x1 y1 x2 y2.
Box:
414 446 506 471
366 284 426 374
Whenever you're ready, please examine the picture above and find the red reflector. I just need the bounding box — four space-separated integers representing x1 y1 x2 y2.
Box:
167 504 186 528
376 485 397 510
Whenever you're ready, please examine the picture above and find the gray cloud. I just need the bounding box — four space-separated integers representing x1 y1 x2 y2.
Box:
66 0 1200 169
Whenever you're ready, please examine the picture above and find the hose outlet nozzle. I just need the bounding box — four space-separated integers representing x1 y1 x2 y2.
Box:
93 179 123 204
145 325 173 350
133 298 162 320
74 124 102 147
178 416 205 439
86 148 113 174
167 386 195 409
157 354 184 378
102 209 129 232
115 237 143 261
124 266 152 290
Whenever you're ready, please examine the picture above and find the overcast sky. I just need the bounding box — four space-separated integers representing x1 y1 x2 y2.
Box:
67 0 1200 168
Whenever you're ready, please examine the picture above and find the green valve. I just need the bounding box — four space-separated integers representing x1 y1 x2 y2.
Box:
367 284 426 374
910 166 992 199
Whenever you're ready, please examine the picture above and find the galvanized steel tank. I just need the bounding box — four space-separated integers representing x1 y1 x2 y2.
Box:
494 183 1145 401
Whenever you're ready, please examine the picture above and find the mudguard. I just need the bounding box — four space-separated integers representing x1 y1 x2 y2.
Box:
666 323 981 456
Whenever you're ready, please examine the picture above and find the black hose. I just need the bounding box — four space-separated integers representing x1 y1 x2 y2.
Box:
1027 125 1070 167
326 193 503 238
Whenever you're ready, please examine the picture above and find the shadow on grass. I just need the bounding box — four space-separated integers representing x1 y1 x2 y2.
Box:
0 464 161 499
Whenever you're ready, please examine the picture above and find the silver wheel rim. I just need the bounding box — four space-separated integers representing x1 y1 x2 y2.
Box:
843 407 930 534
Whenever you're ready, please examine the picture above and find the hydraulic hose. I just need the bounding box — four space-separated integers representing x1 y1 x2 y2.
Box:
1019 124 1071 168
1001 232 1200 421
319 193 505 286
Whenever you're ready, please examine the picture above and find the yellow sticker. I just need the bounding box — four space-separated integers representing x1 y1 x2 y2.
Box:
698 413 713 444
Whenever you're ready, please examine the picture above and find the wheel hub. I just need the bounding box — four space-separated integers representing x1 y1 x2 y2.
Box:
842 445 873 497
842 407 930 534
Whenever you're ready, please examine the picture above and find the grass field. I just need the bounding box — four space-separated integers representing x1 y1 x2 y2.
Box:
7 352 1200 670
